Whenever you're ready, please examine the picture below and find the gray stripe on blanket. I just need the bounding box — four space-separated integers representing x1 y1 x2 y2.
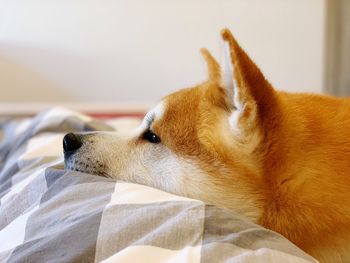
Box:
0 120 18 170
7 213 103 263
7 170 115 263
94 201 205 262
0 162 19 200
201 205 315 262
0 169 47 230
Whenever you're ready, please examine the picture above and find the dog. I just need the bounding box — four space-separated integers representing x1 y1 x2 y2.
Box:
63 29 350 262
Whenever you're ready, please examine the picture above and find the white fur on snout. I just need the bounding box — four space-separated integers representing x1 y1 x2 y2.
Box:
68 101 167 176
71 131 192 195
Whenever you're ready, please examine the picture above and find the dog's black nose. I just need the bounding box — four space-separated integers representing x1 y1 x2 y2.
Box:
63 133 82 153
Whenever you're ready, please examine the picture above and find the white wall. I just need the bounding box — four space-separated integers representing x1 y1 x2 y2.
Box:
0 0 325 104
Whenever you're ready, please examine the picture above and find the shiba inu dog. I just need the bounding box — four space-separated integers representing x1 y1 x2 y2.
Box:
63 29 350 262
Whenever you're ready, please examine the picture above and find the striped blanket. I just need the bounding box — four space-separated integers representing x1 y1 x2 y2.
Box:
0 108 317 263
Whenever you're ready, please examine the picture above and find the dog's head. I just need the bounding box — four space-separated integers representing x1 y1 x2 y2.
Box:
64 29 281 221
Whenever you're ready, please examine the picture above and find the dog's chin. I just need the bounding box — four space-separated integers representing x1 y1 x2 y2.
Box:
64 155 108 177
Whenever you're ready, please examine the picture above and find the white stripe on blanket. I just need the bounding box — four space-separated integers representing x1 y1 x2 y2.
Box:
108 182 197 206
100 245 202 263
0 205 39 253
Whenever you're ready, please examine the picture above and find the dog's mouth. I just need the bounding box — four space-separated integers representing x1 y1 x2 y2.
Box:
65 156 109 177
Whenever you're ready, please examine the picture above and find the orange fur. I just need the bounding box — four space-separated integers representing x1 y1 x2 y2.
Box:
152 29 350 262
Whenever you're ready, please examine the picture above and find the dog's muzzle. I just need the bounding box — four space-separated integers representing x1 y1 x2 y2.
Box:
63 133 82 158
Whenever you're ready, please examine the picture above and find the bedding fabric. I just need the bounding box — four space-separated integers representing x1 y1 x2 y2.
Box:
0 108 318 263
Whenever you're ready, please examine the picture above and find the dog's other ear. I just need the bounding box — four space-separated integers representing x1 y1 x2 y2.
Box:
221 28 277 135
200 48 221 83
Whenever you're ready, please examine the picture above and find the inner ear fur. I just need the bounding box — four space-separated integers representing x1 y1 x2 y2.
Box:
220 28 278 123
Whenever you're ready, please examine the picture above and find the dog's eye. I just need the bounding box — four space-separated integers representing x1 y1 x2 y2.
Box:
142 130 161 143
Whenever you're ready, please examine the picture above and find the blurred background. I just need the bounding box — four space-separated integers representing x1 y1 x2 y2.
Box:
0 0 348 115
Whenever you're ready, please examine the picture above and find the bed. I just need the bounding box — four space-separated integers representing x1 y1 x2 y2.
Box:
0 108 317 263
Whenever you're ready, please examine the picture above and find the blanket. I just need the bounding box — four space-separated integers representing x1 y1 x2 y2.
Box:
0 108 317 263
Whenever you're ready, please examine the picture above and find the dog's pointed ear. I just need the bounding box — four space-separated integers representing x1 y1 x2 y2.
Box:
201 48 221 83
220 28 277 135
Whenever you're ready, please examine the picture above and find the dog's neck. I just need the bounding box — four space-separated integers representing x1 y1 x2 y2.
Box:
255 93 350 260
